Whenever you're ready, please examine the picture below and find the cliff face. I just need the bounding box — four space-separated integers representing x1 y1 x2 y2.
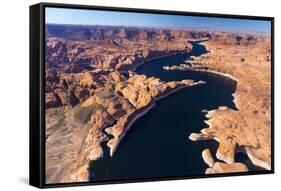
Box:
45 24 210 74
187 33 271 171
46 24 210 41
45 25 208 184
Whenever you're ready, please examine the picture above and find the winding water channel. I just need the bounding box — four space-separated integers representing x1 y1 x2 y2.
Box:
89 42 240 181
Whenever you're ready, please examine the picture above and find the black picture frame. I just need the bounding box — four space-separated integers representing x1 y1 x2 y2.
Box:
30 2 274 188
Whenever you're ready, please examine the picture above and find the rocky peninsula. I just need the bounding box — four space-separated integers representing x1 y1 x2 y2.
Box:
178 33 271 172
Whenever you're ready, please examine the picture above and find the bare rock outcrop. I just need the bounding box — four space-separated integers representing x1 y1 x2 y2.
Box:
202 149 215 168
202 148 248 174
187 33 271 171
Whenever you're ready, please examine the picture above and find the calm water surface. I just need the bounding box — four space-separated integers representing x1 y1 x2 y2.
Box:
89 43 246 181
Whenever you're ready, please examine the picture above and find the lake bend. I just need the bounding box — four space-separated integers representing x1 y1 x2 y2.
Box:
89 42 241 181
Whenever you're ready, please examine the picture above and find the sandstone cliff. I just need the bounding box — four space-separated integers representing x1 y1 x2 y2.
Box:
45 24 210 74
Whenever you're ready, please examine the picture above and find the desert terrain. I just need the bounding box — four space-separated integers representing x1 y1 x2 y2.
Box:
45 24 271 183
45 25 209 183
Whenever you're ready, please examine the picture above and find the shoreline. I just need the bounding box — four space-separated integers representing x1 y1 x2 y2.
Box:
105 47 197 156
107 80 206 156
155 81 206 101
163 63 240 108
107 101 156 156
191 68 238 82
131 51 188 72
131 37 210 73
163 66 238 82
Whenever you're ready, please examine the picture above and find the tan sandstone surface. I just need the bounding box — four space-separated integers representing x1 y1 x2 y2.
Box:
202 148 248 174
185 33 272 172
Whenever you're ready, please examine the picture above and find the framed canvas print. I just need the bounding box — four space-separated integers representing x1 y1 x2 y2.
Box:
29 2 274 188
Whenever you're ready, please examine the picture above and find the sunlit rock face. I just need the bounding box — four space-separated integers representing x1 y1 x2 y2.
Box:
188 33 271 171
